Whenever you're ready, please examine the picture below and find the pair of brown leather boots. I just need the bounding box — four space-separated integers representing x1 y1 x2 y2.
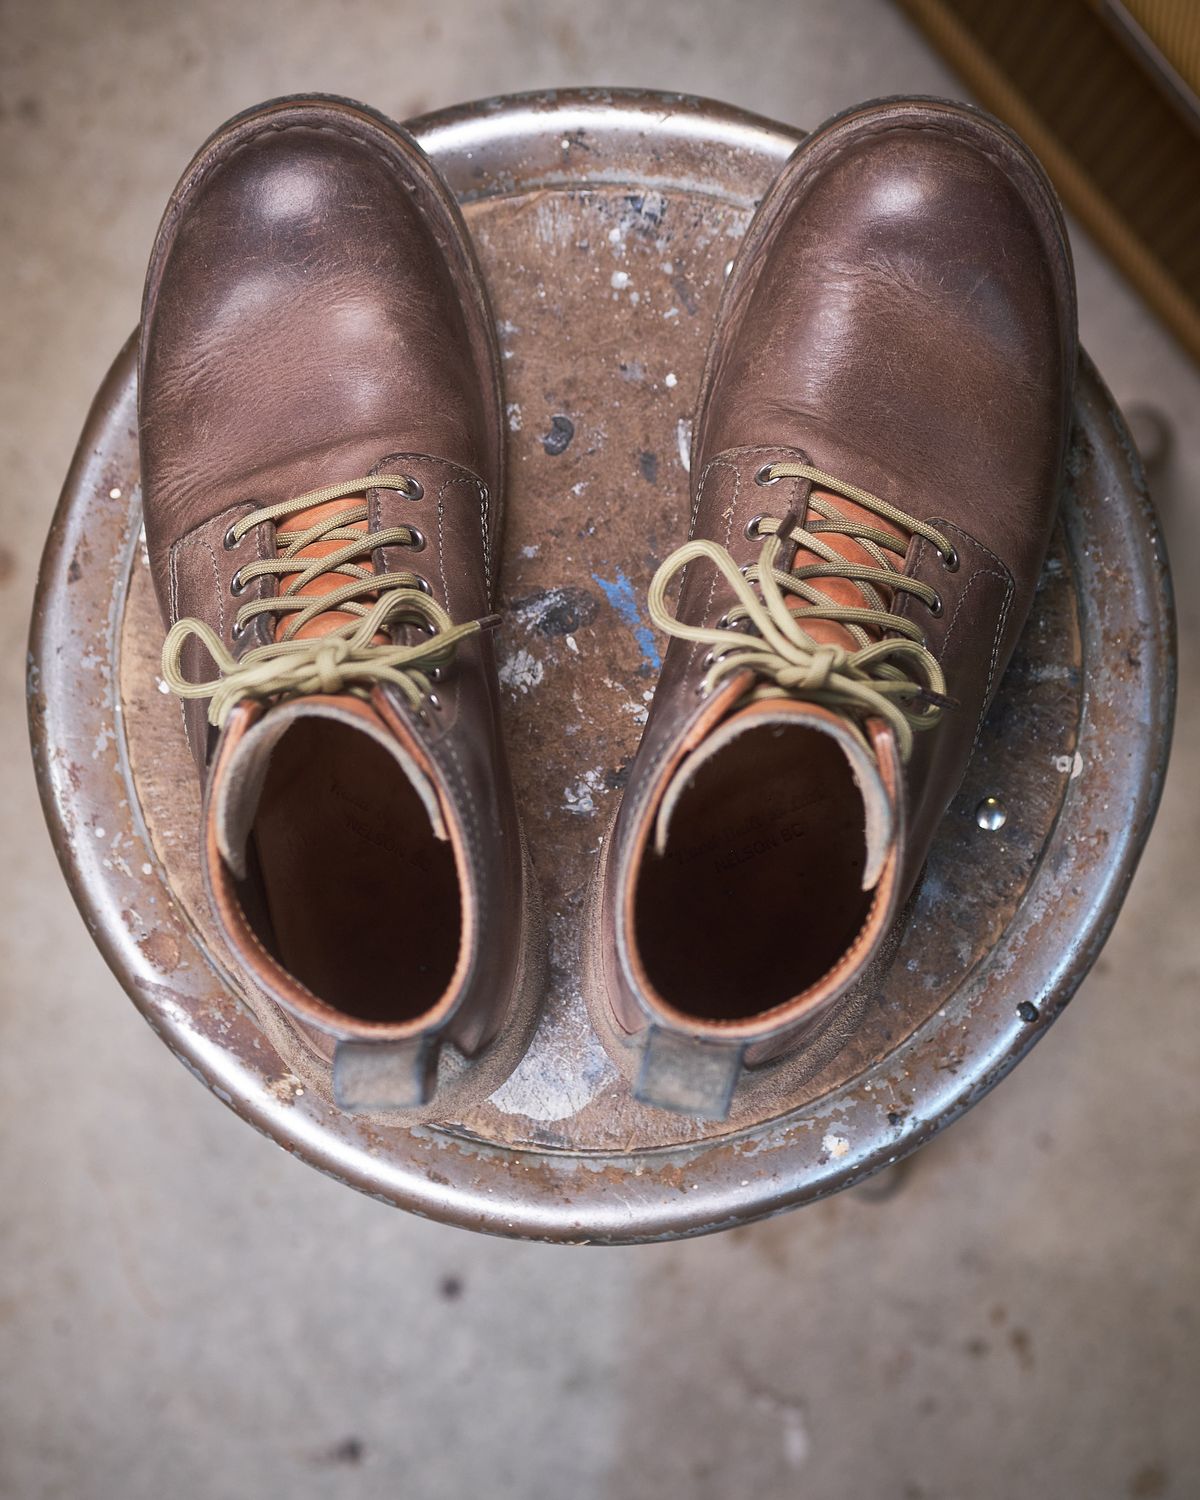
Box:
140 93 1076 1121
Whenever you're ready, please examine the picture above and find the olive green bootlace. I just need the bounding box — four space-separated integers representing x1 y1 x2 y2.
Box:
648 462 956 760
162 475 490 728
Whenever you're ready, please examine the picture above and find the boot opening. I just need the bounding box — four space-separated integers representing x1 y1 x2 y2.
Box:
241 717 461 1023
634 723 874 1022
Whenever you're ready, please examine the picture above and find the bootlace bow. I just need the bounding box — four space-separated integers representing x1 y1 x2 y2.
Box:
648 462 957 760
162 475 492 727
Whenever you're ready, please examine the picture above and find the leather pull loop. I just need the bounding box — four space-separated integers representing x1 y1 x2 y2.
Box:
333 1036 439 1112
635 1026 746 1120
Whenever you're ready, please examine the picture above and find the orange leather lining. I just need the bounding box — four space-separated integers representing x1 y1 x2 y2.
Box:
621 696 902 1040
203 694 476 1040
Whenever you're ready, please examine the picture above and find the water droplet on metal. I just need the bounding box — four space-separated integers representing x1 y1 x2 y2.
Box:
975 795 1007 831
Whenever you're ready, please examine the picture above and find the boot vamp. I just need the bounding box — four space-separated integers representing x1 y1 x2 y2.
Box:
699 110 1075 580
140 110 493 606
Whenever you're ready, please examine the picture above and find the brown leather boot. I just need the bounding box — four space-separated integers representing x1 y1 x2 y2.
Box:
588 97 1077 1118
140 96 544 1117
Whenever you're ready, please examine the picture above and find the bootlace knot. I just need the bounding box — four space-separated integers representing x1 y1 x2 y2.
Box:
648 462 958 760
161 474 491 726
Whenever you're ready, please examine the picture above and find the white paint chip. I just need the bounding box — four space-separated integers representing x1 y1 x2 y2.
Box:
664 371 678 388
563 768 608 817
676 417 692 473
489 996 608 1121
498 649 544 695
822 1132 850 1159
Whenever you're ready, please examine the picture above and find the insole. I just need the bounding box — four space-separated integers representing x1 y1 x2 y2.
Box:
248 719 460 1023
634 724 873 1021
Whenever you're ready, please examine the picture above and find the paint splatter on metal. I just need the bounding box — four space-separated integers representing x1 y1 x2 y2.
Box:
592 570 662 668
541 415 575 456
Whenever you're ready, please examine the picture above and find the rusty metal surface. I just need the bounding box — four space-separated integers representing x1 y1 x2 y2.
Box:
28 90 1175 1243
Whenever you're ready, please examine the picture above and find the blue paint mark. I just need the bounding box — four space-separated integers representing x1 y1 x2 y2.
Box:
592 570 662 669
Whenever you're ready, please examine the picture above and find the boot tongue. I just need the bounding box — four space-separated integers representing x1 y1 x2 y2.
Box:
276 494 375 642
211 695 446 881
655 696 896 892
781 488 908 655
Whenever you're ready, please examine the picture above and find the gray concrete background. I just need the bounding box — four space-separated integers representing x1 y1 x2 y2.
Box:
2 1 1197 1496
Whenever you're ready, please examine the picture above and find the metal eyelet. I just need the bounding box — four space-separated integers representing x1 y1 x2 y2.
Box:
406 527 427 552
399 476 424 501
230 569 247 597
755 466 781 486
413 576 433 596
739 562 753 578
744 514 768 540
428 665 443 683
223 524 240 551
231 618 246 641
426 692 442 712
938 544 960 573
927 591 944 618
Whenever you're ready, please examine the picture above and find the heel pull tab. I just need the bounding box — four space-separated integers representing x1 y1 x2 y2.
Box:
334 1036 438 1112
635 1026 745 1119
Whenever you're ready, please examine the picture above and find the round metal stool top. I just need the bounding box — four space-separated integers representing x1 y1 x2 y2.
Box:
28 90 1175 1243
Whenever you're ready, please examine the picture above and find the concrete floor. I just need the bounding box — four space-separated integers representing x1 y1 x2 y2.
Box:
2 0 1198 1495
